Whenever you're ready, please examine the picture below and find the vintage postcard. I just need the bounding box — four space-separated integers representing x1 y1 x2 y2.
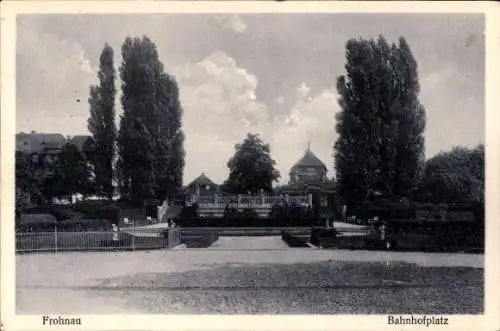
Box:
1 1 499 331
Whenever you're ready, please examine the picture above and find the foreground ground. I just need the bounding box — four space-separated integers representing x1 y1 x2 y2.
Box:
16 236 484 314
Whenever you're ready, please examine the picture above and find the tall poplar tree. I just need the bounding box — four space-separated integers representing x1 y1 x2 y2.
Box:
334 36 426 211
87 43 117 200
152 73 185 199
118 36 185 204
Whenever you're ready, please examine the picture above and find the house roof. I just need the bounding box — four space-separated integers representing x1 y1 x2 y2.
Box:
16 132 67 153
16 132 94 154
69 135 92 152
188 173 217 187
291 148 326 170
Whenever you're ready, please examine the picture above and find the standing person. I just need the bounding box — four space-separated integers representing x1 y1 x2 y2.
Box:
341 204 347 223
379 220 392 250
112 223 119 247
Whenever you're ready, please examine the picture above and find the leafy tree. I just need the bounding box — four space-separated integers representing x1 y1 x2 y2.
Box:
117 36 185 204
419 145 484 203
224 133 280 194
334 36 426 211
87 43 117 200
152 73 185 199
15 151 43 210
392 38 427 199
42 144 93 202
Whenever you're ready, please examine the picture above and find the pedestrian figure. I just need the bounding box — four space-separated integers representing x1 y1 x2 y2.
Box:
378 220 391 250
112 223 119 247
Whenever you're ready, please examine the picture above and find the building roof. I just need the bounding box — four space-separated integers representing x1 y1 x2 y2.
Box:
16 132 94 154
291 148 326 171
188 172 217 187
69 135 92 152
16 132 67 153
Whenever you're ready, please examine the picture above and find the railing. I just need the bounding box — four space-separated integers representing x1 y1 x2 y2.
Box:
16 225 378 254
192 195 310 207
16 228 182 253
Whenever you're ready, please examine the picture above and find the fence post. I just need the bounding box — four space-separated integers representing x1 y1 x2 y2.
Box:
54 226 58 253
132 219 135 251
168 229 173 249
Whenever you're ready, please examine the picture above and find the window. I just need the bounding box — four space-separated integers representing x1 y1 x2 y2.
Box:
320 196 328 207
205 185 211 191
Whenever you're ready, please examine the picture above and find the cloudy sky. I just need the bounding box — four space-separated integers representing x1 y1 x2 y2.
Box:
16 13 484 185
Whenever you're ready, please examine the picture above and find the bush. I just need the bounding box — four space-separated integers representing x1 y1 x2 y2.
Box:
310 228 338 248
73 200 121 224
182 231 219 248
281 231 309 247
17 213 58 232
58 218 113 231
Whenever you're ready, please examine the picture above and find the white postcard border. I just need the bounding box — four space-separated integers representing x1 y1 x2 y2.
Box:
1 2 499 331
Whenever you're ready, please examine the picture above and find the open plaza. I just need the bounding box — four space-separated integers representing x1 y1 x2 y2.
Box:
16 235 484 315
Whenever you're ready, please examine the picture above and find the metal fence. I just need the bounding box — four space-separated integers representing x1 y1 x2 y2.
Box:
15 225 376 253
16 228 182 253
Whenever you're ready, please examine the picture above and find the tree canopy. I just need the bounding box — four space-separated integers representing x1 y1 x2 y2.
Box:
223 133 280 194
334 35 426 211
117 36 185 204
87 43 117 200
419 145 484 203
42 144 93 202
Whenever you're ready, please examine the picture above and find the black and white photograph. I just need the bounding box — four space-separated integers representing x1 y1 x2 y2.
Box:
1 1 499 330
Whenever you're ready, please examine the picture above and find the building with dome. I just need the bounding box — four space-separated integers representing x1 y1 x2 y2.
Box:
277 148 337 220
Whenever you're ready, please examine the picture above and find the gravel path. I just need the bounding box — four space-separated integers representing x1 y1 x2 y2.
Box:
17 241 484 314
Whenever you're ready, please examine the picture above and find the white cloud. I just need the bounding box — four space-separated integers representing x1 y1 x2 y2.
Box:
271 89 339 184
212 15 247 33
173 51 269 184
174 56 340 185
296 82 311 99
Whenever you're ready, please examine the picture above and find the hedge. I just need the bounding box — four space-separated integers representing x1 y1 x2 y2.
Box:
181 231 219 248
281 231 309 247
177 215 321 227
72 201 121 224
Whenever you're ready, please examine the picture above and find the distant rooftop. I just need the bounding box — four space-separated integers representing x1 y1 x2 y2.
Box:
16 131 91 153
69 135 93 152
291 148 326 170
188 172 217 187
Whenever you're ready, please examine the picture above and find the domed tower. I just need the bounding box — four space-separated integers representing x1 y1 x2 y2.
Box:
288 148 328 184
279 147 336 223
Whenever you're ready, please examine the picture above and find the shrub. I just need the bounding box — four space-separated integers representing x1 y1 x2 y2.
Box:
73 200 121 224
58 218 113 231
182 231 219 248
310 228 338 248
281 231 309 247
17 213 58 232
